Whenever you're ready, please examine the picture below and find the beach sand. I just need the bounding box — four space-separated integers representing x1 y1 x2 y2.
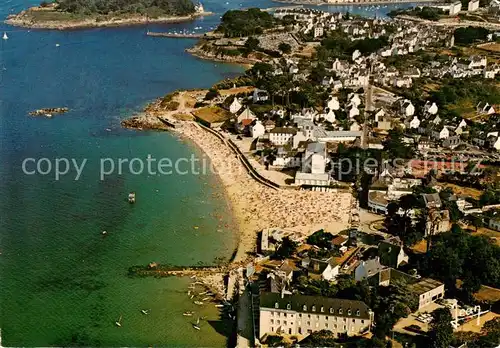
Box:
176 122 353 264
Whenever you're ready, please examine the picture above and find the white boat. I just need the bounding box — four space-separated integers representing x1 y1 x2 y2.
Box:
102 230 107 235
215 304 224 308
115 315 122 327
192 317 201 330
141 309 150 315
128 192 136 203
183 311 194 316
202 297 210 301
55 43 60 47
194 301 204 305
2 32 8 40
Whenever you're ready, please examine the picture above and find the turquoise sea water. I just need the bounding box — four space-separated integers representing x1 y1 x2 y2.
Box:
0 0 416 346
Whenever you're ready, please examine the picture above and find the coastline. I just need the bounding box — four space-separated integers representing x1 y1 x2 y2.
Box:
186 46 258 69
272 0 437 5
122 90 353 265
5 10 213 30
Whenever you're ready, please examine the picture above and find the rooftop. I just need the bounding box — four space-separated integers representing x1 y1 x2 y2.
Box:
260 292 372 320
409 278 444 295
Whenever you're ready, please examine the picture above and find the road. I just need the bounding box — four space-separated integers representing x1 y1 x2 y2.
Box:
362 83 374 149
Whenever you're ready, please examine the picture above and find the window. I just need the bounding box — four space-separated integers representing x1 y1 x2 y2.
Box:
315 322 319 328
352 319 355 323
298 328 302 334
275 302 279 309
271 312 274 317
299 314 302 318
334 324 337 329
284 313 287 318
308 314 311 319
312 305 316 312
277 320 280 324
320 306 324 313
361 320 365 324
316 315 319 320
325 323 329 328
284 321 287 325
356 310 360 316
326 316 328 320
339 308 343 315
303 305 307 311
271 327 274 332
271 319 274 324
348 309 351 315
330 308 334 313
288 328 292 334
287 303 291 310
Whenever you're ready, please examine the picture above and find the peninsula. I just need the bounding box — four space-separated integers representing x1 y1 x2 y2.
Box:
5 0 211 30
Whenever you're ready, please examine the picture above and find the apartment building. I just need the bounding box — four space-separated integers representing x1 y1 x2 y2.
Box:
259 292 373 339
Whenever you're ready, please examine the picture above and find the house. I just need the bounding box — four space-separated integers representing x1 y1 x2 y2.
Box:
236 107 257 132
422 193 442 209
424 101 438 115
347 104 360 119
301 142 327 174
425 209 451 236
324 109 336 123
253 89 270 103
367 267 416 287
251 120 266 139
374 108 385 123
259 292 373 338
348 94 362 107
407 116 421 129
314 26 324 38
408 278 445 310
269 127 297 146
327 96 340 111
468 0 479 11
489 217 500 231
229 98 243 114
350 121 361 132
376 117 392 131
302 257 339 281
401 99 415 117
331 235 348 253
449 1 462 15
368 191 389 215
264 119 276 131
443 135 461 149
354 258 385 282
378 241 408 268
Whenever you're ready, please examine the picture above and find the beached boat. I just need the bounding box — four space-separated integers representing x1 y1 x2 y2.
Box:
128 192 136 203
192 317 201 330
183 311 194 316
202 297 210 301
115 315 122 327
215 304 224 308
194 301 204 305
141 309 150 315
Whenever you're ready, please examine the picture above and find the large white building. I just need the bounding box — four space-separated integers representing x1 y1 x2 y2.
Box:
269 127 298 146
259 292 373 339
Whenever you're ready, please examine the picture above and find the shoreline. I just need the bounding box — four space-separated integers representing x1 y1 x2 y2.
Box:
5 10 213 30
272 0 437 5
186 46 258 69
121 88 353 265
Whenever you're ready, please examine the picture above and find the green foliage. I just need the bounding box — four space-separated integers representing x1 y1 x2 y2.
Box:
204 88 219 101
389 7 444 21
278 42 292 54
383 129 415 160
245 36 260 51
273 236 298 260
480 188 500 206
55 0 195 16
217 8 275 37
454 26 490 45
417 227 500 298
429 308 454 348
307 229 334 249
320 32 389 60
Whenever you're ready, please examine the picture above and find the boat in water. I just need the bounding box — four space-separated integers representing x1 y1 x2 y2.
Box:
128 192 136 203
141 309 150 315
115 315 122 327
2 32 8 40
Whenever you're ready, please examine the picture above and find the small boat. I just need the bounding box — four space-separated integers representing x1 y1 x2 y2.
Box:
2 32 8 40
202 297 210 301
115 315 122 327
183 311 194 316
55 43 60 47
45 113 53 118
102 230 107 235
141 309 150 315
215 304 224 308
192 317 201 330
190 295 194 299
194 301 204 305
199 291 207 295
128 192 136 203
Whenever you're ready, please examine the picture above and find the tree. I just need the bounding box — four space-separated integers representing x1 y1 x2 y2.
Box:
429 308 453 348
273 236 297 260
306 229 334 249
244 36 260 52
278 42 291 54
204 88 219 101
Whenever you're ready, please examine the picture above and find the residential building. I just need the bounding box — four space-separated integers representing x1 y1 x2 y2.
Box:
269 127 297 146
259 292 373 338
251 120 266 139
408 278 445 310
489 217 500 231
468 0 479 11
354 258 386 282
229 98 243 114
302 257 339 281
422 193 442 209
368 191 389 215
378 241 408 268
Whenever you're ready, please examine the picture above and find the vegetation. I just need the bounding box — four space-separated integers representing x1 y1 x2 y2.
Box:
53 0 195 16
318 32 389 60
306 229 334 249
416 226 500 300
429 308 454 348
278 42 292 54
272 236 298 260
388 7 445 21
385 194 426 246
217 8 276 37
454 26 490 45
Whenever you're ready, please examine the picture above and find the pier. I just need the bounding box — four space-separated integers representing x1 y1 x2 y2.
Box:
146 31 206 39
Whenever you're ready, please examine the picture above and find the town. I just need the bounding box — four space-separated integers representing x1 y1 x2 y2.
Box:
123 3 500 348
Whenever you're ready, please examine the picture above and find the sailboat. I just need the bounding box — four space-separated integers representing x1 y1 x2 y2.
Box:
192 317 200 330
2 32 8 40
115 315 122 327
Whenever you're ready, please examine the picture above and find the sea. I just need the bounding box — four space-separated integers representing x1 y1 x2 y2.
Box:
0 0 416 346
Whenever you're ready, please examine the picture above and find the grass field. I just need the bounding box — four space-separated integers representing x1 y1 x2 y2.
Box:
440 183 483 200
192 106 232 124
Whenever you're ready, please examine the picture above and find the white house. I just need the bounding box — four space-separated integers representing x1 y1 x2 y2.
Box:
354 258 385 282
251 120 266 139
229 98 242 114
327 96 340 111
324 109 336 123
348 93 362 107
433 126 450 140
269 127 297 146
401 99 415 117
350 121 361 132
424 101 438 115
408 116 420 129
348 105 360 119
253 89 269 103
314 26 324 38
468 0 479 11
352 49 362 61
374 108 385 123
302 257 339 281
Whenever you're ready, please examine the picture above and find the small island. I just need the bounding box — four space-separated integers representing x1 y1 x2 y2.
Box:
5 0 211 30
